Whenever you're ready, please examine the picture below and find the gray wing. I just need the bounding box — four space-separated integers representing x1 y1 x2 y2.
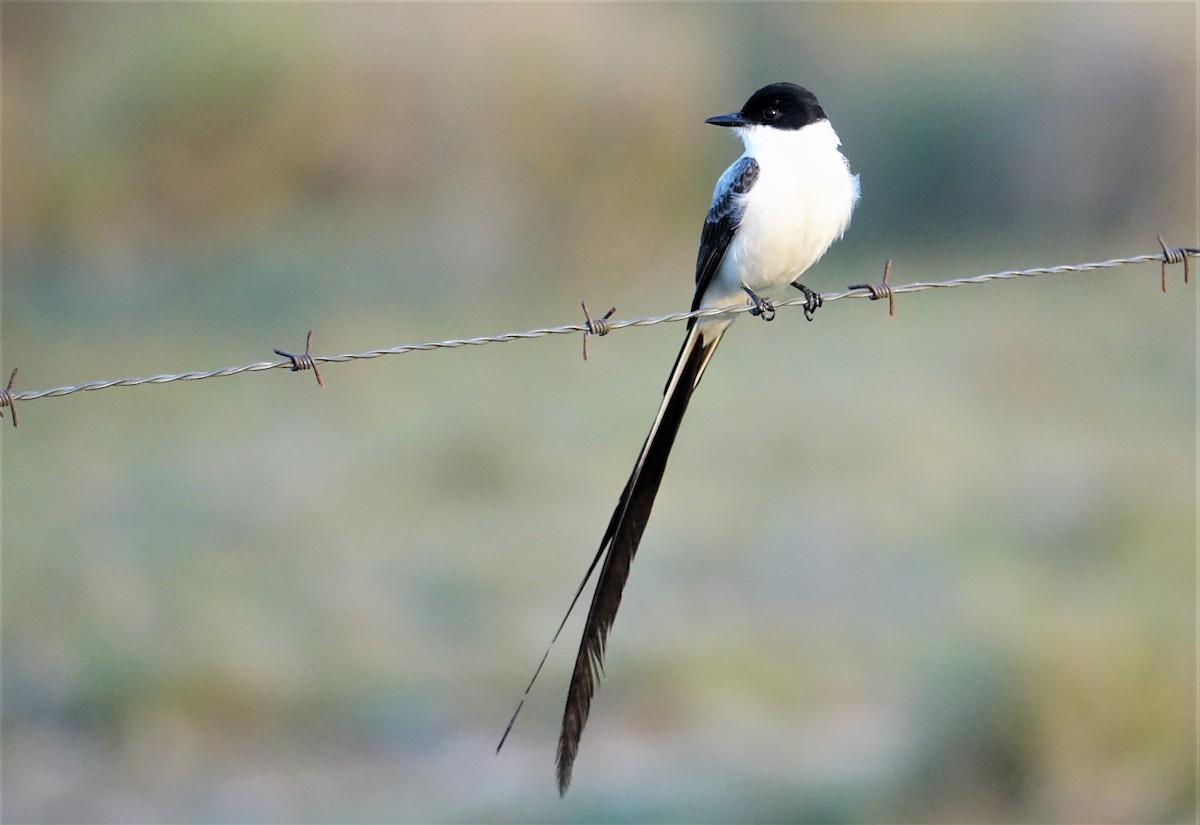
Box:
691 155 759 316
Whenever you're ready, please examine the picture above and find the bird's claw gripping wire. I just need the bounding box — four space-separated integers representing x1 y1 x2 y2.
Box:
742 285 777 321
789 281 824 321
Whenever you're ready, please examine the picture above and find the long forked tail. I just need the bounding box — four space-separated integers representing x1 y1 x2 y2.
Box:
555 320 727 795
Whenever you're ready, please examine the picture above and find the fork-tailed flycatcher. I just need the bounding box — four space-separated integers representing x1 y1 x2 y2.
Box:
501 82 859 795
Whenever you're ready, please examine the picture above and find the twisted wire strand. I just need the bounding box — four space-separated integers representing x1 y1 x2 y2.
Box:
9 248 1197 404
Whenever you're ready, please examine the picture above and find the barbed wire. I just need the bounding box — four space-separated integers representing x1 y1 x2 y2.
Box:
1 240 1195 428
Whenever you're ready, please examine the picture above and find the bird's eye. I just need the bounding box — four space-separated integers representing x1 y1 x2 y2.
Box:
763 107 780 121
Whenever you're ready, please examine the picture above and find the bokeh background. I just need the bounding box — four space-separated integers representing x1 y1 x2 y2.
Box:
2 3 1196 822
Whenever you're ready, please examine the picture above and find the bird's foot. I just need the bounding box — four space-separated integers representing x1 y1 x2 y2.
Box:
742 285 776 322
789 281 824 321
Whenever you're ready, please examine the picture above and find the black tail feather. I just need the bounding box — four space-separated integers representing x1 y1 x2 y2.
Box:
555 324 724 795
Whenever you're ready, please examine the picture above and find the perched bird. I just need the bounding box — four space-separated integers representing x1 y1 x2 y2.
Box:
500 82 859 795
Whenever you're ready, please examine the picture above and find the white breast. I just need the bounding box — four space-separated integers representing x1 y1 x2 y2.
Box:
711 120 858 304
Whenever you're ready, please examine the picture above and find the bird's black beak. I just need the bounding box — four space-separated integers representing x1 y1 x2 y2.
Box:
705 111 749 128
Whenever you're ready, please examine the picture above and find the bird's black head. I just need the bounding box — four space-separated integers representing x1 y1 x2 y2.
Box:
706 83 827 130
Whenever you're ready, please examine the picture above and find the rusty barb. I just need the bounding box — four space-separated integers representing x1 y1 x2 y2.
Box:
1157 234 1195 292
0 367 18 428
274 330 325 388
848 259 896 317
580 301 616 361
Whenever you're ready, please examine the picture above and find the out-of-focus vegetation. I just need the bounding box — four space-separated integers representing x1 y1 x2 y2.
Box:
2 4 1195 822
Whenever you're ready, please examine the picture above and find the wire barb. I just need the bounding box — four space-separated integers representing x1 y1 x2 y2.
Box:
580 302 616 361
0 367 19 428
1157 234 1195 292
274 330 325 388
848 259 896 317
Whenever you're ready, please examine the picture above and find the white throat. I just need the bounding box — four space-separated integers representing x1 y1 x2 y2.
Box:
736 118 845 160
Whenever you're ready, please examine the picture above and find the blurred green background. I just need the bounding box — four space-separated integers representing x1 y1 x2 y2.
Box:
2 3 1196 822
